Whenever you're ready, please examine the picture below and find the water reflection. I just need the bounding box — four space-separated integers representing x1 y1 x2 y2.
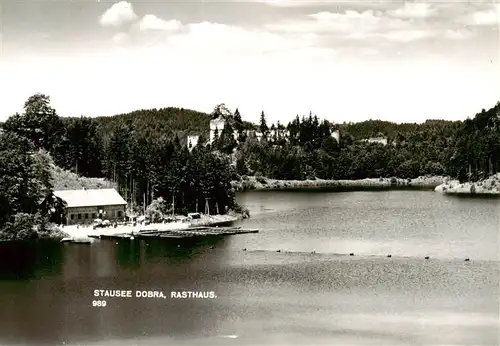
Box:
142 236 225 262
0 190 498 345
0 238 231 345
0 240 64 280
115 239 142 268
235 190 500 261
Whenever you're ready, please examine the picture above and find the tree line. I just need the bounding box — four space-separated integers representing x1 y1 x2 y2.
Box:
1 93 499 238
233 105 499 181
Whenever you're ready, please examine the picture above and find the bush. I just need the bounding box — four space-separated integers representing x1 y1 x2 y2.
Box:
37 223 69 239
232 202 250 219
0 213 38 241
145 197 170 222
255 174 267 184
240 180 254 190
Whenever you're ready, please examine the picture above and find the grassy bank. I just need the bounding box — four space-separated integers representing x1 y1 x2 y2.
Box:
51 164 116 191
232 175 447 192
435 174 500 196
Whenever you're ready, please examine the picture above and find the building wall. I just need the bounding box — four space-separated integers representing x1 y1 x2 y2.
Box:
209 118 225 144
269 129 289 140
244 130 264 141
365 137 388 145
331 130 340 143
65 204 126 225
187 135 199 152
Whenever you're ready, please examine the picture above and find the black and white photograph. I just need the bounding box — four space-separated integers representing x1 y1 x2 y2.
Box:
0 0 499 345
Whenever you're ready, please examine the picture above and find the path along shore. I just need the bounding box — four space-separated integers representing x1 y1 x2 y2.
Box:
62 221 191 240
61 213 243 241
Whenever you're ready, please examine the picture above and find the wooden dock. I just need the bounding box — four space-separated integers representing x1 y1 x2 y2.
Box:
88 226 258 240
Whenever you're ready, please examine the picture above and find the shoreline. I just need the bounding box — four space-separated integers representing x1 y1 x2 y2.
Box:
0 225 70 243
45 213 247 241
435 173 500 196
0 212 248 243
232 175 447 192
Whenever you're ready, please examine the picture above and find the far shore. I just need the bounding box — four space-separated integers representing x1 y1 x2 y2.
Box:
435 173 500 196
232 175 447 192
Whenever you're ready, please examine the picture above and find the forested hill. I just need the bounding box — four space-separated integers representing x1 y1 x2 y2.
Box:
88 106 256 144
92 107 212 139
338 119 462 140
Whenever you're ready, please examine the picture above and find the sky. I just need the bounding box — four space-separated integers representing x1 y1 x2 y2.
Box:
0 0 499 124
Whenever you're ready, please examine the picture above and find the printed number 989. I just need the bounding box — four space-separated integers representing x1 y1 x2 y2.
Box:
92 300 107 307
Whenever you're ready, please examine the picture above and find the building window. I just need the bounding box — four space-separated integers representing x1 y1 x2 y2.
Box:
118 211 122 217
92 213 96 219
70 214 74 220
78 214 81 220
84 213 89 219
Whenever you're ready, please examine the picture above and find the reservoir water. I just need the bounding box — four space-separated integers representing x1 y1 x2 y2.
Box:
0 190 498 345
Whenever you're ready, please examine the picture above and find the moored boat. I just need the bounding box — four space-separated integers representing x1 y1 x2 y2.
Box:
60 237 92 244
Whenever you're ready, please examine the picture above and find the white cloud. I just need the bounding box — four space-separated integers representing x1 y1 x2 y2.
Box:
267 10 438 42
261 0 385 9
160 21 334 62
112 32 129 44
456 3 500 26
442 28 474 40
263 0 331 7
384 29 432 42
100 1 137 27
360 48 380 56
387 3 437 19
139 15 182 32
3 4 496 125
106 13 336 63
469 4 500 26
310 10 386 32
268 10 389 34
267 8 479 43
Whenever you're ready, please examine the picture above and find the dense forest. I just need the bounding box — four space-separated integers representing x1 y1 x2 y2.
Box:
1 93 499 239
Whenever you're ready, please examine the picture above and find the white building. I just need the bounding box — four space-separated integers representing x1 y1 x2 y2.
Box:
269 129 288 140
331 130 340 143
363 137 388 145
242 129 263 141
209 117 225 144
54 188 127 225
187 135 199 152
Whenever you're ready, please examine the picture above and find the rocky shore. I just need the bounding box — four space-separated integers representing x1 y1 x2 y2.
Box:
232 175 447 192
435 174 500 195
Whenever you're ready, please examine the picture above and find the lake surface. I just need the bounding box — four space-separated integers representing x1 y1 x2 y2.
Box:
0 190 498 345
